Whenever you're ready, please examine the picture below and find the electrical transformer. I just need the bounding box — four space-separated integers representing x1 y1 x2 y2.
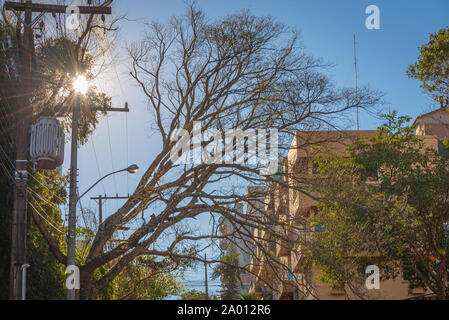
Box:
30 117 65 170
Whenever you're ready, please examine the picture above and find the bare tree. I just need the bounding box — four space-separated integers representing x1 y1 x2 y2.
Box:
31 3 382 299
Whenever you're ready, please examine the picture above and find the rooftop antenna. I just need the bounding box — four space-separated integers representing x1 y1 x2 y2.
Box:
354 34 359 131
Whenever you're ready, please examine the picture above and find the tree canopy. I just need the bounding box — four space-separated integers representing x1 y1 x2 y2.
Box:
306 112 449 299
407 26 449 108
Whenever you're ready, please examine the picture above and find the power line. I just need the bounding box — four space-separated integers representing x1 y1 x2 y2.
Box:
0 143 15 169
0 100 15 149
28 199 64 234
27 186 62 212
110 52 130 194
105 113 119 207
0 156 13 179
93 74 121 209
98 34 131 196
28 172 66 205
90 135 107 195
77 189 90 230
125 112 129 193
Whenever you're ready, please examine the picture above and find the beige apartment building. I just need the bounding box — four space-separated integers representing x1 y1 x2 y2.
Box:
247 108 449 300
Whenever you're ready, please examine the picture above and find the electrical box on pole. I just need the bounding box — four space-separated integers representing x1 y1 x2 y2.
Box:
30 117 65 170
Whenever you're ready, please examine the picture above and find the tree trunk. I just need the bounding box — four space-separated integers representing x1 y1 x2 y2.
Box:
80 271 98 300
440 259 447 300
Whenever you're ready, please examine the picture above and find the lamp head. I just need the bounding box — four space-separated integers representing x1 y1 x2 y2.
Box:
127 164 139 173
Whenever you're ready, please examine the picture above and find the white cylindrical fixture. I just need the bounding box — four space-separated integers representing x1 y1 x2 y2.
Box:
30 117 65 170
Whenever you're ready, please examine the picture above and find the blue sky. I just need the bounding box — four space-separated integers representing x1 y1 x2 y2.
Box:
63 0 449 293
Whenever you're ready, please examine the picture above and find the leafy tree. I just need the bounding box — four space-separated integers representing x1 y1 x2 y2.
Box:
0 2 117 299
238 292 262 300
33 38 111 144
98 256 186 300
306 112 449 299
0 21 68 300
407 26 449 107
26 169 67 300
0 20 16 300
212 251 242 300
179 289 218 300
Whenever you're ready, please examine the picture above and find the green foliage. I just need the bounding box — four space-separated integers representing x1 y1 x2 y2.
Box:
212 251 242 300
0 22 67 300
0 20 112 298
33 38 111 144
307 112 449 298
26 169 67 300
0 24 13 295
179 290 219 300
98 256 186 300
0 146 12 300
407 27 449 105
237 292 262 300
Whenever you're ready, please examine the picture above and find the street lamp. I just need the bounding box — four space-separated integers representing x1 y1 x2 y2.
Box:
78 164 139 200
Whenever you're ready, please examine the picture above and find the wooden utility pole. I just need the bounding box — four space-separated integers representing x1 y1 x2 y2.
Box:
67 94 80 300
4 0 112 300
205 253 209 300
68 103 128 301
91 194 130 225
354 33 359 131
5 0 33 301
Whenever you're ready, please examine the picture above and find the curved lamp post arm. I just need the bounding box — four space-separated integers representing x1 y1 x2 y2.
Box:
77 164 138 202
78 168 127 201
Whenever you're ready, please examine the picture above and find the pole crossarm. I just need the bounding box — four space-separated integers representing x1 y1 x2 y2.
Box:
90 194 131 227
91 195 130 201
93 103 130 113
4 2 112 15
95 107 129 113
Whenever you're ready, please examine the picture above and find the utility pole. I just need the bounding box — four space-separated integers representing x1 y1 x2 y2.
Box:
354 33 359 131
90 194 130 252
68 104 128 300
6 0 36 301
66 94 81 300
4 0 112 300
205 253 209 300
91 194 130 225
